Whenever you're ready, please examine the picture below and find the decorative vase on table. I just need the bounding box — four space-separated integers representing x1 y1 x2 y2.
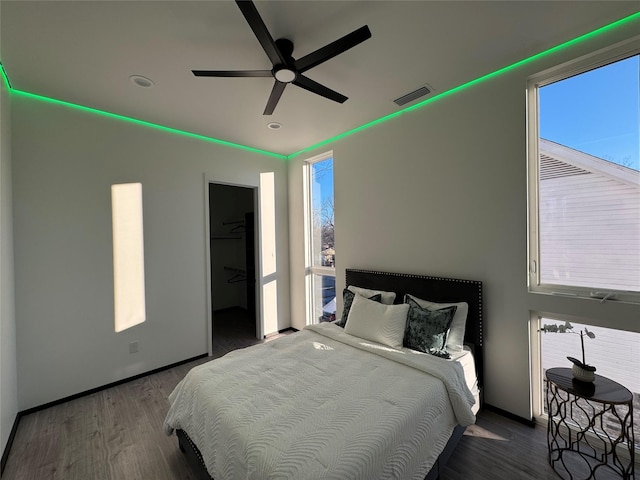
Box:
540 321 597 384
568 356 596 383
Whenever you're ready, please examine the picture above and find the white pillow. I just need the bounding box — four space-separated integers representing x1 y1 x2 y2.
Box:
344 294 409 349
348 285 396 305
405 294 469 352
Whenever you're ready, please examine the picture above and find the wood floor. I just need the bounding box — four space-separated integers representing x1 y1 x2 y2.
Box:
3 310 637 479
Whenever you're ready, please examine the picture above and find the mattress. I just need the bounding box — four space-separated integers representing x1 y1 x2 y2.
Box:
450 346 480 414
164 322 477 480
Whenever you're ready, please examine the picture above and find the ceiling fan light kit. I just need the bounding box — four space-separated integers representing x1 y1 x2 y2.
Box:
273 67 296 84
191 0 371 115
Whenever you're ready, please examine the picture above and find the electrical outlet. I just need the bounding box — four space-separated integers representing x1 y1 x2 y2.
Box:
129 341 139 354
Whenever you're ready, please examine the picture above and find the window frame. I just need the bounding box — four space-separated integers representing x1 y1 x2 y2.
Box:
529 310 594 422
527 37 640 304
303 151 336 325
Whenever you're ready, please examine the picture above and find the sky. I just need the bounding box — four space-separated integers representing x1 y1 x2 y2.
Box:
311 157 334 214
539 54 640 171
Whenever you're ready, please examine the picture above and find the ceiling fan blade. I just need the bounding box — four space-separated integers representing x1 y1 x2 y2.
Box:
192 70 272 77
294 25 371 73
235 0 286 67
263 81 287 115
293 75 347 104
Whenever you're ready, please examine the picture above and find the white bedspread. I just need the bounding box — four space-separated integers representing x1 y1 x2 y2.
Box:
163 322 476 480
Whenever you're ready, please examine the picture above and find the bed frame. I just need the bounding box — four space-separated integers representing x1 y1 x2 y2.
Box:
176 268 484 480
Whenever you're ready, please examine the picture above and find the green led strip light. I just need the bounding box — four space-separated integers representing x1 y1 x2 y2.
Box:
287 10 640 159
12 89 287 159
0 65 286 160
2 9 639 161
0 63 12 90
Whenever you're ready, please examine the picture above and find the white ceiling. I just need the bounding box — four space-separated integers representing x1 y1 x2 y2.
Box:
1 1 638 156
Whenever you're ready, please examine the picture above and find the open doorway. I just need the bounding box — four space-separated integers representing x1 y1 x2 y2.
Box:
208 183 259 349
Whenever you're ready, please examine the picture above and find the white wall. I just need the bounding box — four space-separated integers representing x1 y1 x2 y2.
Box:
0 44 18 455
11 95 290 410
288 20 640 419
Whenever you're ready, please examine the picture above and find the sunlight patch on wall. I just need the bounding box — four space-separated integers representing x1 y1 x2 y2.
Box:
112 183 146 332
259 172 279 335
260 172 277 277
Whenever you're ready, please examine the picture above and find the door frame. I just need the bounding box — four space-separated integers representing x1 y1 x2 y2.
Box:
203 175 262 356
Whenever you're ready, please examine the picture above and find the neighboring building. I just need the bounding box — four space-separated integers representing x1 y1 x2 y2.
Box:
538 138 640 292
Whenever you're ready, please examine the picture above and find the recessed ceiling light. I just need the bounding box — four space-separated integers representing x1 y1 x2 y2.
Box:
267 122 282 130
129 75 155 88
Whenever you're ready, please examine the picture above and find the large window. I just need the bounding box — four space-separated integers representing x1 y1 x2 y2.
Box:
304 152 335 324
527 41 640 303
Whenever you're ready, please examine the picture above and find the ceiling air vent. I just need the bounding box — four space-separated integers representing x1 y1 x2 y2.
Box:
393 85 432 107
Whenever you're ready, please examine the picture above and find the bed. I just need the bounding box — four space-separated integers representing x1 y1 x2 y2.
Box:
164 268 484 480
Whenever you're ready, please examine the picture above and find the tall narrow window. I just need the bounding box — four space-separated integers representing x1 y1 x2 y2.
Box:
112 183 146 332
527 42 640 303
304 152 335 324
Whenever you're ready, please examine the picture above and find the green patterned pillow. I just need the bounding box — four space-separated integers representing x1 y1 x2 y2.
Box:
336 289 382 327
403 296 457 358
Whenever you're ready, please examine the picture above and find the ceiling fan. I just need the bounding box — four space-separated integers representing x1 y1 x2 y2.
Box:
192 0 372 115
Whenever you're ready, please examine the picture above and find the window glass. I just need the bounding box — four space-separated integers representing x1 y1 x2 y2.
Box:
530 49 640 302
314 274 336 323
306 153 336 324
310 158 335 268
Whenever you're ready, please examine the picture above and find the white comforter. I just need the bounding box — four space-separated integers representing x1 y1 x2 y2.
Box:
163 322 476 480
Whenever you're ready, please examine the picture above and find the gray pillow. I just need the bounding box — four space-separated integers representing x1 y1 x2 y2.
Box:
347 285 396 304
336 289 382 327
404 293 468 352
403 296 457 358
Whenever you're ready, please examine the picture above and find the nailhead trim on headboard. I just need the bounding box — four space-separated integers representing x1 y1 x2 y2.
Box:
345 269 483 317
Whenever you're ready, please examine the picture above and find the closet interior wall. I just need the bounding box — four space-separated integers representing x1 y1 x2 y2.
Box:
209 183 255 313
